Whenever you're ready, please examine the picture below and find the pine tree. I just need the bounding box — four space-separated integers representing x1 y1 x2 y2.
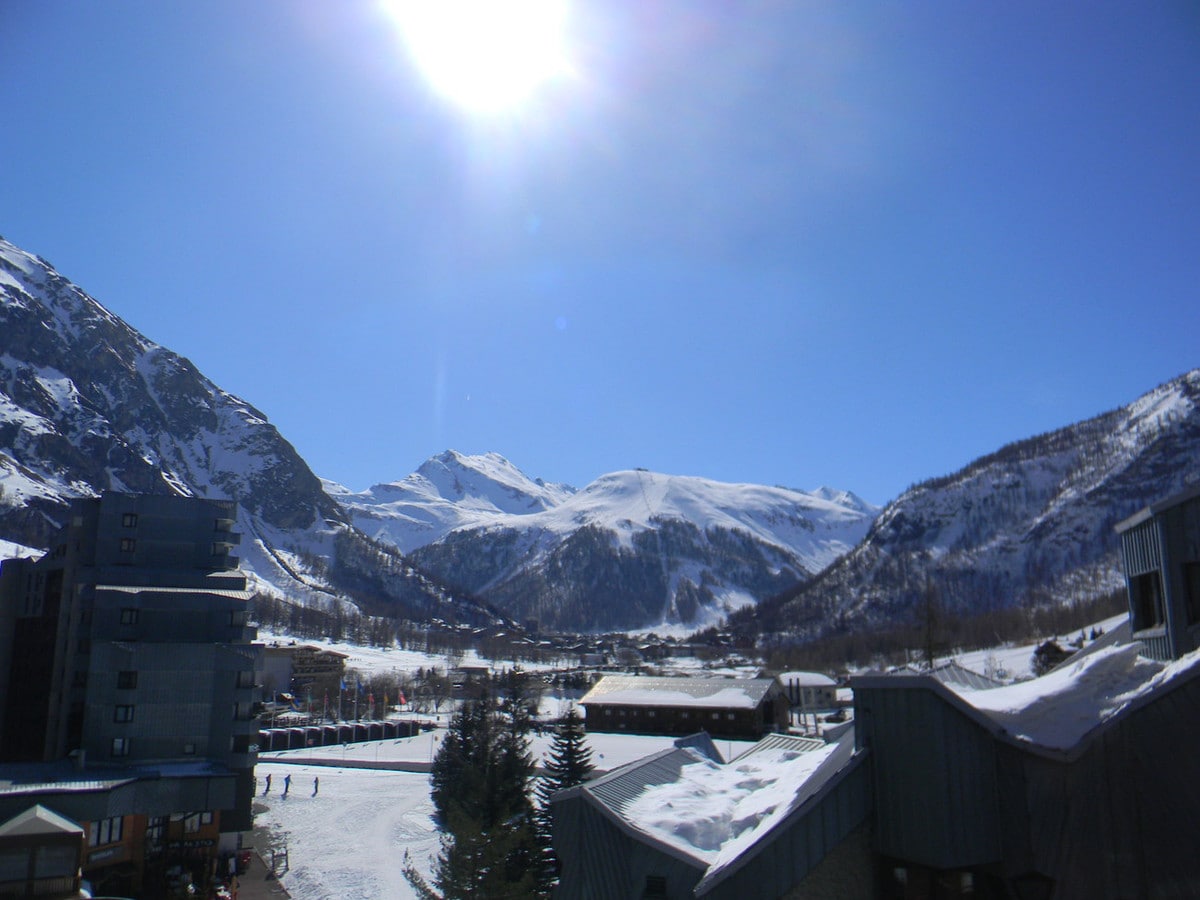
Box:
408 681 539 900
533 706 594 895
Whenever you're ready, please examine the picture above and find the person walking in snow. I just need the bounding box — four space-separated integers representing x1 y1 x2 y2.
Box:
283 774 291 797
263 774 271 795
312 776 319 797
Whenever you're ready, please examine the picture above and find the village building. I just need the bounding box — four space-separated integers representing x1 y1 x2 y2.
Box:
260 642 348 711
778 671 838 711
0 492 261 899
1115 481 1200 660
552 730 872 899
579 675 789 740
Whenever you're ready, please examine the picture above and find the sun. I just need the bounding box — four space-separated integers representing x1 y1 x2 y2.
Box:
383 0 572 115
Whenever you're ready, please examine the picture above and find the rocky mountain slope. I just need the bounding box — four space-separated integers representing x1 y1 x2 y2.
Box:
334 452 879 631
738 369 1200 642
0 236 493 624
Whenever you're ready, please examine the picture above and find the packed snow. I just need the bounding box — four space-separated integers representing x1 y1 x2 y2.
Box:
253 729 754 900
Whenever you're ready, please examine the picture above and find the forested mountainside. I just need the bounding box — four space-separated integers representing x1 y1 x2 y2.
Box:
0 236 496 624
737 369 1200 643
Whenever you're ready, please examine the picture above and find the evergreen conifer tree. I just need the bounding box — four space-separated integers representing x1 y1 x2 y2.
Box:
407 678 540 899
533 706 594 894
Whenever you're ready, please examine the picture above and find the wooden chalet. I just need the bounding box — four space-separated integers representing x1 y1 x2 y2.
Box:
579 676 789 740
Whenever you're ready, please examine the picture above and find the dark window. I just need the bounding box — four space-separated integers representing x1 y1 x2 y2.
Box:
644 875 668 898
120 608 138 626
114 705 135 723
146 816 166 842
1131 571 1164 631
111 737 130 757
89 816 123 847
120 537 135 553
183 742 196 755
122 513 138 528
117 670 138 689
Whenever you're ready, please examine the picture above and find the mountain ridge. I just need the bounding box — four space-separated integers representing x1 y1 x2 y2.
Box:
737 368 1200 642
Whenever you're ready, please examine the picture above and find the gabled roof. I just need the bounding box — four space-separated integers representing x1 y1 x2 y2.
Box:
0 804 84 837
580 675 780 710
904 661 1005 691
557 730 857 877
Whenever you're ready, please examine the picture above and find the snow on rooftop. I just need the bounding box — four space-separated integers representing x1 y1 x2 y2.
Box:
594 686 763 709
948 642 1200 751
778 671 836 687
620 738 843 866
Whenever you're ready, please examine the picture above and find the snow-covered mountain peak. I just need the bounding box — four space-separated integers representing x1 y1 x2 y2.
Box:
329 450 577 553
414 450 576 507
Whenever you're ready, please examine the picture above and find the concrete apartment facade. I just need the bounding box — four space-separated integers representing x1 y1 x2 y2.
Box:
0 492 262 898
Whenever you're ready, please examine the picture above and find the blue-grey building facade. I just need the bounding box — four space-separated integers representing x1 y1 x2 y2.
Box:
0 492 262 897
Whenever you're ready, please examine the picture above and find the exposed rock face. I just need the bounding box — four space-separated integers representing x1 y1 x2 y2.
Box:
0 236 494 624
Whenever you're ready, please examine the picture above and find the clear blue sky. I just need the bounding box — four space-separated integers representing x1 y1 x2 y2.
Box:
2 2 1197 504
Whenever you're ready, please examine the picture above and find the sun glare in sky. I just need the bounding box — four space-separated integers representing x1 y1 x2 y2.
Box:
383 0 572 115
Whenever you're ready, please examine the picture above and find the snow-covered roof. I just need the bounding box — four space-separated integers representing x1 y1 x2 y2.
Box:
96 583 251 601
778 671 836 687
561 730 858 885
905 661 1005 692
777 671 836 687
580 675 780 710
858 641 1200 754
0 804 84 837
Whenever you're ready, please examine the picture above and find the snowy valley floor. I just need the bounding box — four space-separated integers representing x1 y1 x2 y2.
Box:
251 728 755 900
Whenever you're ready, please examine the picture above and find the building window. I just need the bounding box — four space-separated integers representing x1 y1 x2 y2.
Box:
120 608 138 626
645 875 668 898
1185 562 1200 625
89 816 123 847
120 537 136 553
727 713 735 720
117 670 138 689
111 737 130 757
712 712 720 720
122 513 138 528
183 743 196 755
230 610 248 627
1131 571 1165 631
146 816 166 842
114 705 135 723
236 670 255 688
647 710 656 717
